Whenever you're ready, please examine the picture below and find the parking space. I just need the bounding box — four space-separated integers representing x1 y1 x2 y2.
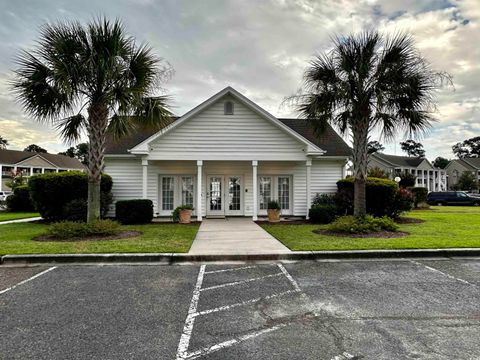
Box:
1 258 479 359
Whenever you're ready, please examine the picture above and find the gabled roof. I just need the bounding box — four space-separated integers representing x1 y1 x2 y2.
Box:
460 158 480 170
0 149 84 169
128 87 326 155
372 153 428 168
105 86 351 157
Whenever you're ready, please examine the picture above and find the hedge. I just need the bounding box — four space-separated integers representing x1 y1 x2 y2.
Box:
116 199 153 224
336 177 399 217
409 187 429 207
309 204 337 224
6 185 35 212
28 171 113 220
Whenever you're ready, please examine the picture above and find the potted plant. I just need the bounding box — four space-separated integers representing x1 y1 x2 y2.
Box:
173 205 194 224
267 200 281 223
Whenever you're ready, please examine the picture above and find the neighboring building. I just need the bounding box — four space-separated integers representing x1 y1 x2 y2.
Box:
0 149 85 191
104 86 351 220
368 153 446 191
445 158 480 189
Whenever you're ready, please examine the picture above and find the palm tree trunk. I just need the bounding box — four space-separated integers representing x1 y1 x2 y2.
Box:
352 120 369 217
87 104 108 223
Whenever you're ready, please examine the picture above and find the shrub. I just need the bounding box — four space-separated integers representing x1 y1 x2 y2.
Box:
28 171 113 220
390 188 414 218
63 199 87 222
336 177 399 217
47 219 121 239
6 185 35 212
327 215 399 234
312 193 336 206
267 200 281 210
172 205 194 223
367 167 390 179
409 187 428 208
116 199 153 224
309 204 337 224
399 171 417 188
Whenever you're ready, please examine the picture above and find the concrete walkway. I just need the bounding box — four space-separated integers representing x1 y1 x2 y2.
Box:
189 218 291 255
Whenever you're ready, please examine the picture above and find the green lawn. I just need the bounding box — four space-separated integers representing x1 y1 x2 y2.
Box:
0 212 41 222
0 223 199 255
261 206 480 251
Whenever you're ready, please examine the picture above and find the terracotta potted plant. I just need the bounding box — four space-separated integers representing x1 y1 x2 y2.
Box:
173 205 194 224
267 200 281 223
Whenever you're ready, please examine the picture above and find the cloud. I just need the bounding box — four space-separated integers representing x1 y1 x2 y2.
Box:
0 0 478 160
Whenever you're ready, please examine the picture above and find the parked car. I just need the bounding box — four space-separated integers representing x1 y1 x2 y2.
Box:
427 191 480 206
0 191 12 201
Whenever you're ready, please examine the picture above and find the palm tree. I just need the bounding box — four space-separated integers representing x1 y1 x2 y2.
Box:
0 136 8 149
295 31 448 217
12 18 172 222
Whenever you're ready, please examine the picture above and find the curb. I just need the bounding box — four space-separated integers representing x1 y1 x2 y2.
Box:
1 248 480 265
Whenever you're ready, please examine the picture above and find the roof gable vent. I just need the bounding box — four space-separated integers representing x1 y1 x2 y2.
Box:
224 101 234 115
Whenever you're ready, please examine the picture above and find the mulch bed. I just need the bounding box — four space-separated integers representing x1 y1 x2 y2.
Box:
313 229 409 238
255 220 309 225
33 230 142 242
395 217 425 224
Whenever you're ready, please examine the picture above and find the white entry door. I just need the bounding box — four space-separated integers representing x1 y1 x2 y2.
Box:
207 175 243 216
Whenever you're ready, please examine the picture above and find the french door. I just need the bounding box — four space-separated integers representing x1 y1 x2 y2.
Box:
207 175 243 216
258 176 292 215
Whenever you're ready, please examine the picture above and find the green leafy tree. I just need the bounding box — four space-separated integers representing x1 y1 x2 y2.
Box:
12 18 172 222
400 139 425 157
367 141 384 155
59 142 89 165
24 144 47 153
454 172 478 191
294 31 447 217
433 156 449 169
452 136 480 158
0 136 8 149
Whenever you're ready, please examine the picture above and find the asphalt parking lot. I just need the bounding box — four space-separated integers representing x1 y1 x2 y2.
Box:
1 258 479 359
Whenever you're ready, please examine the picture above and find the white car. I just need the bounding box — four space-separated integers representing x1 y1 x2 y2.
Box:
0 191 12 201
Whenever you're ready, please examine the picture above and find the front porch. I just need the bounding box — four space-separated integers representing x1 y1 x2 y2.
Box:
140 159 315 221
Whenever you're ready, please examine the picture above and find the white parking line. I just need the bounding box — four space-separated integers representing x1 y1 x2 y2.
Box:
410 260 474 286
194 289 299 317
277 263 301 292
204 265 258 274
0 266 57 295
199 272 283 292
185 323 289 360
176 265 206 360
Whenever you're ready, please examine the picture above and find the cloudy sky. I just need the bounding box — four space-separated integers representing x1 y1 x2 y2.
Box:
0 0 478 160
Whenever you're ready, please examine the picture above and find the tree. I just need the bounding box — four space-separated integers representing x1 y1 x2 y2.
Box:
433 156 449 169
400 139 425 157
13 18 172 222
452 136 480 158
453 172 478 191
294 31 446 217
24 144 47 153
0 136 8 149
367 141 384 155
59 142 89 165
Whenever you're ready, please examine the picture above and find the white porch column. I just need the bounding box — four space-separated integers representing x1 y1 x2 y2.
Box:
439 171 443 190
306 159 312 220
427 170 431 192
197 160 203 222
252 160 258 221
0 165 2 191
141 158 148 199
30 167 34 177
421 170 425 188
41 168 45 174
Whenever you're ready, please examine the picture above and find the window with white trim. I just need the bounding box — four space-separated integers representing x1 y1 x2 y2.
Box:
181 176 194 207
258 175 292 213
161 177 175 211
160 175 196 214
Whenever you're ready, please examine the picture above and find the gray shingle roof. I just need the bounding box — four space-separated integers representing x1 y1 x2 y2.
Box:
105 117 351 157
373 153 426 167
458 158 480 170
0 149 84 169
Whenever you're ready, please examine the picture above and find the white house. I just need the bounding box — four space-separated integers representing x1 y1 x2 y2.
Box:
0 149 85 191
368 153 446 191
104 87 351 220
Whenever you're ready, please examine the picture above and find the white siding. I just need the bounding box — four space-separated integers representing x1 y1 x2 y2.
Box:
147 95 308 161
310 160 343 198
104 157 143 216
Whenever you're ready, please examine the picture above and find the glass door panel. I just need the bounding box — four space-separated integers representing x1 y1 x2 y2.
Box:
209 176 223 213
181 176 194 207
161 177 175 211
277 176 290 211
227 176 242 214
259 177 272 210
